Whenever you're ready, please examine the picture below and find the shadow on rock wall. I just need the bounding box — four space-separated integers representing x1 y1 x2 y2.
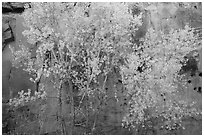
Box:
2 13 36 102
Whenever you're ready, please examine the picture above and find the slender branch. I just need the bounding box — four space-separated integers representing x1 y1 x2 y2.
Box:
51 49 58 62
68 78 74 135
67 57 74 135
58 79 66 135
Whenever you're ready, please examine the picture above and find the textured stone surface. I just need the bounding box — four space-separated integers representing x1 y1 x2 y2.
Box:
146 3 202 33
2 15 35 102
2 16 16 50
2 2 26 13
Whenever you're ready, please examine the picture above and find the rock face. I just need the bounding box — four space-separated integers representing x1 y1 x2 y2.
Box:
2 2 26 13
92 67 131 134
2 16 16 50
147 3 202 32
2 14 35 102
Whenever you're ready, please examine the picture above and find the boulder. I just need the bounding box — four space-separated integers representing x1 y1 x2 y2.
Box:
2 2 26 13
2 2 13 13
2 16 16 50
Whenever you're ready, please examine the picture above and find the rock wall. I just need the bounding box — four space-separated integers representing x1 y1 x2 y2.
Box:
2 3 36 102
146 3 202 32
92 67 130 134
2 2 26 13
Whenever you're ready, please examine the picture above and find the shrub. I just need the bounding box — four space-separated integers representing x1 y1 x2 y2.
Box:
121 26 201 131
9 2 142 134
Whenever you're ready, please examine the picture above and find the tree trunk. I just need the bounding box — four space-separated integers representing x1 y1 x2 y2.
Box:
68 79 74 135
58 80 66 134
